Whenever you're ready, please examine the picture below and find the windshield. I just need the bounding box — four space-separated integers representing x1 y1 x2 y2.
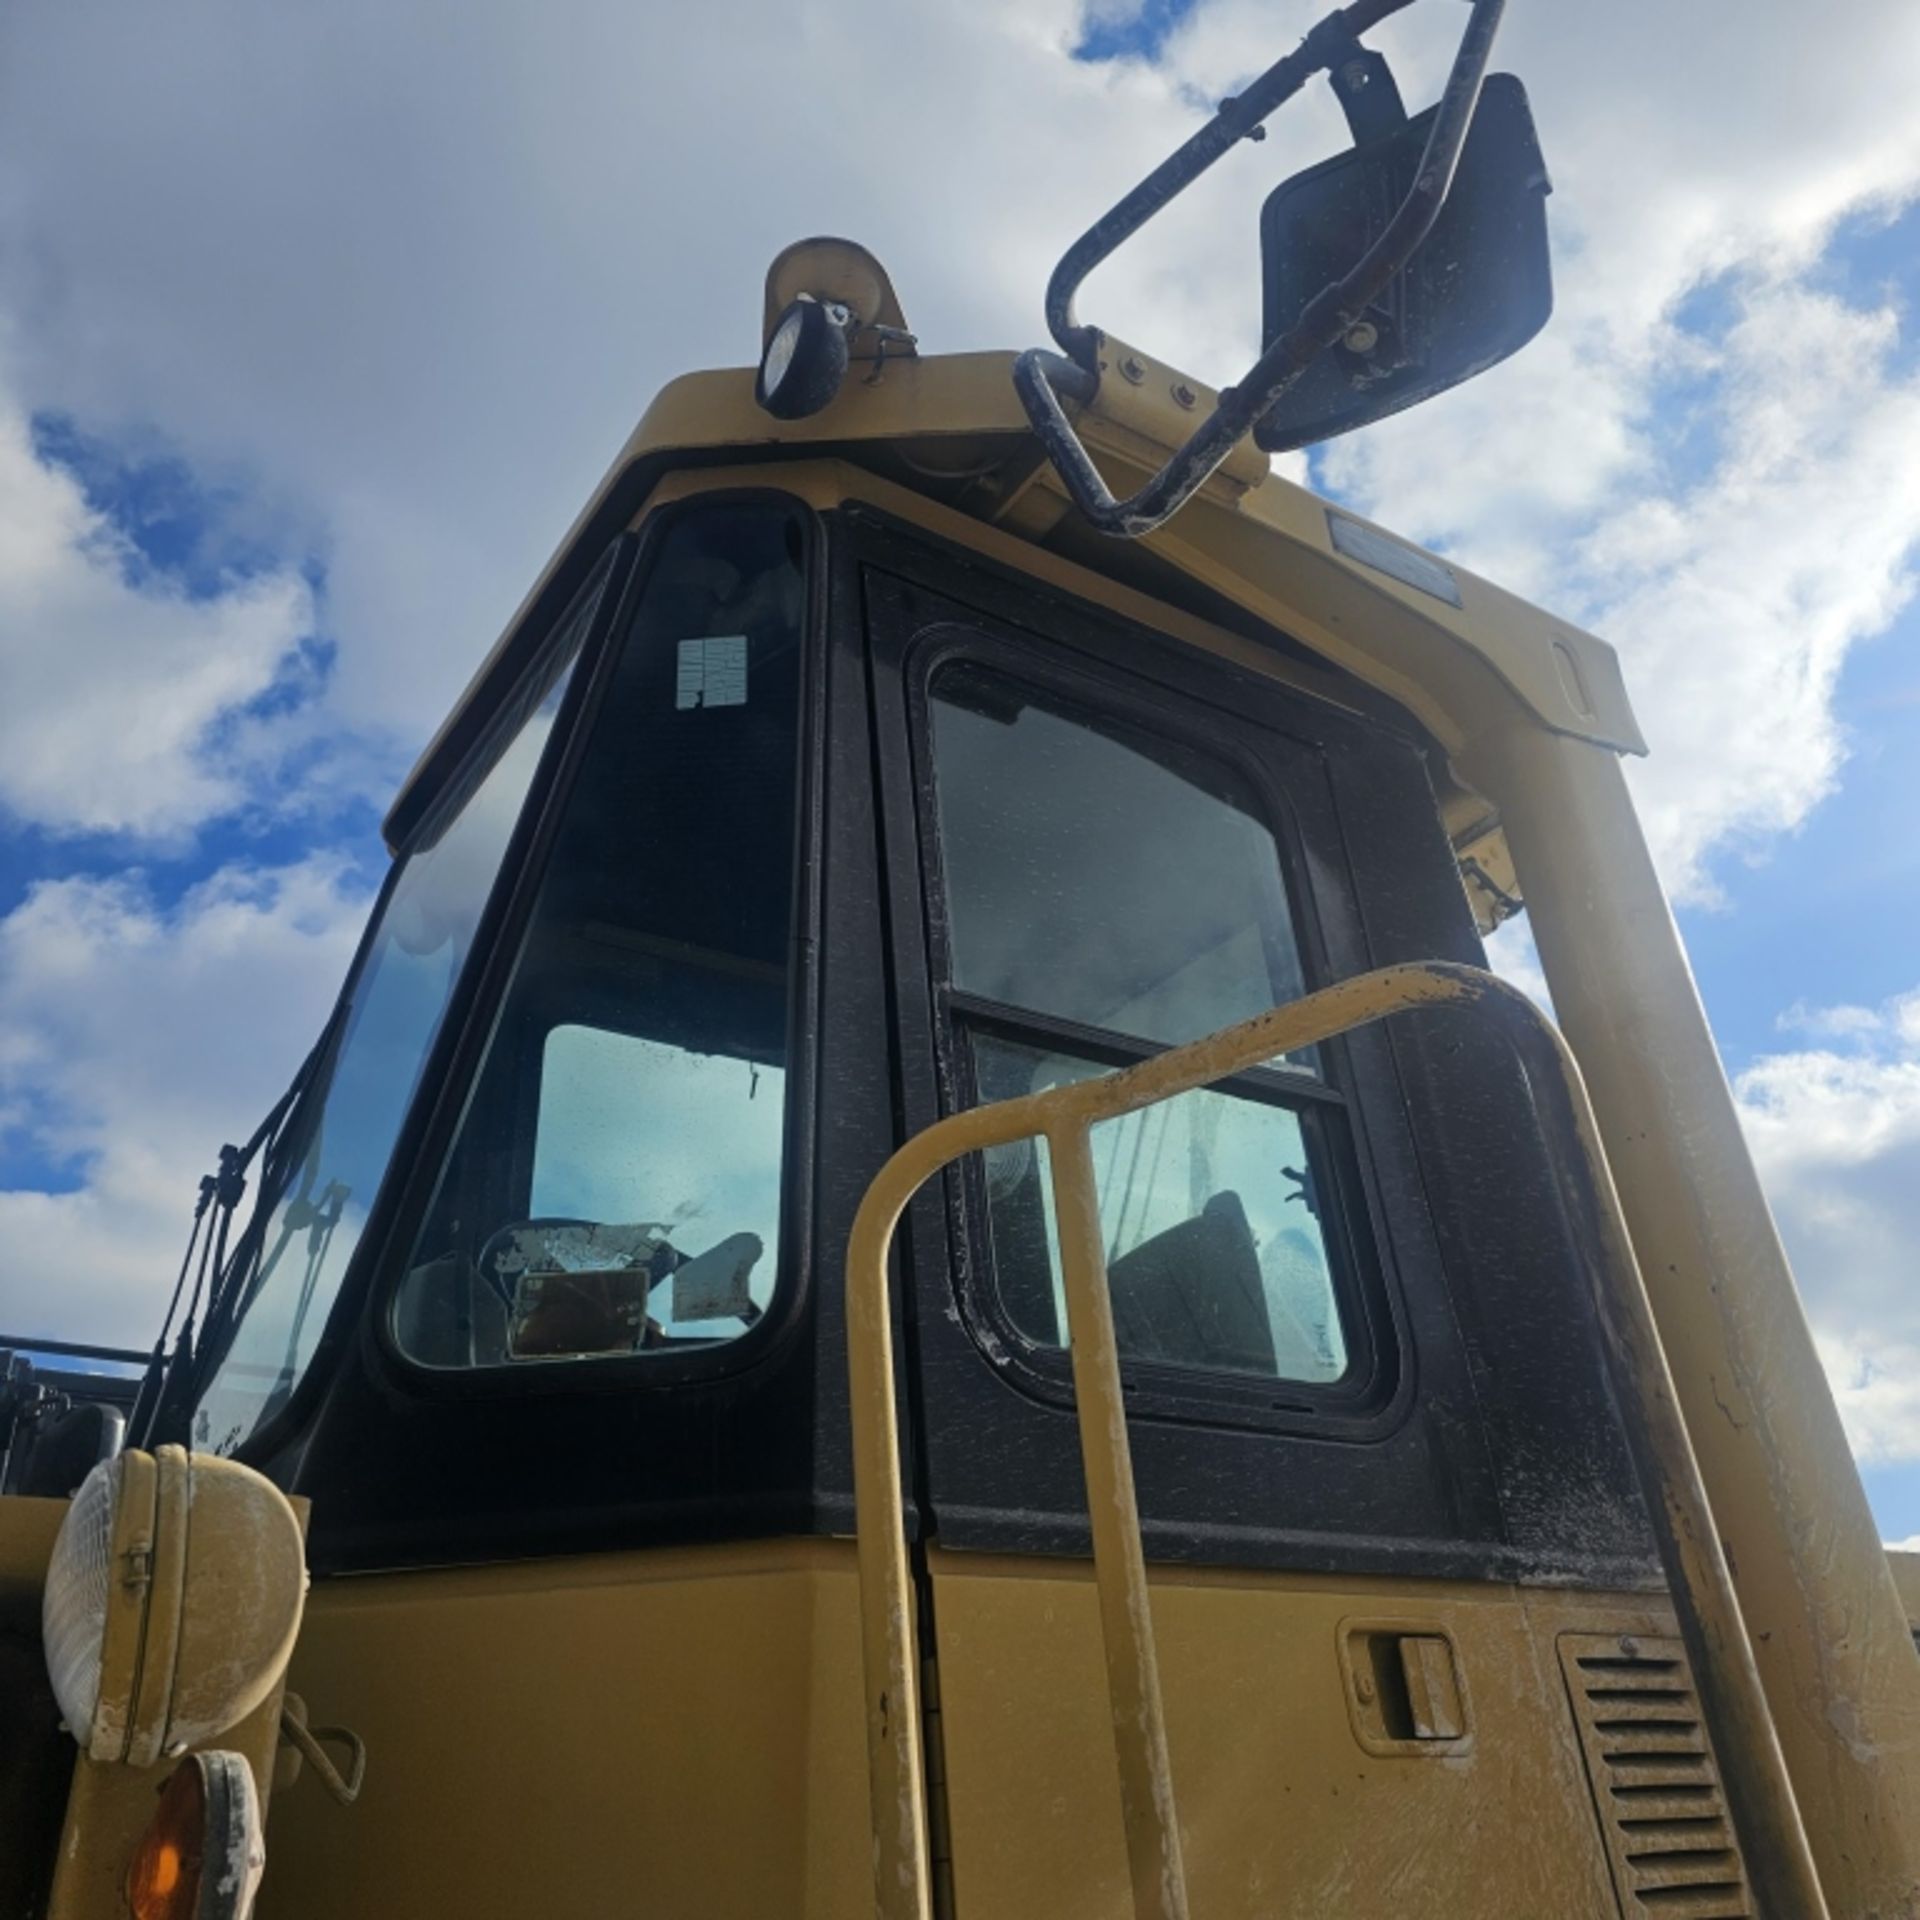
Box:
191 567 610 1455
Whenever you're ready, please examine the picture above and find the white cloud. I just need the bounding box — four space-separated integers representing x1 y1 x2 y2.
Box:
0 400 314 839
1735 991 1920 1464
0 0 1214 753
1 0 1915 899
0 860 373 1346
1777 999 1891 1044
1477 930 1920 1471
1571 283 1920 902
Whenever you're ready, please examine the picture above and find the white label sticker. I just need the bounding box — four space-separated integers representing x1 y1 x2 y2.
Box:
675 635 750 710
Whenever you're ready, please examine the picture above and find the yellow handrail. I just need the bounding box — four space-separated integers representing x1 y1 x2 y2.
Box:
843 961 1829 1920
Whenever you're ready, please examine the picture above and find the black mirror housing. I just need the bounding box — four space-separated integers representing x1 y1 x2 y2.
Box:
1255 73 1552 453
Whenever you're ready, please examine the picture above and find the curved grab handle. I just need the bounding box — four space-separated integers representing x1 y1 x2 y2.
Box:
1015 0 1505 537
845 961 1829 1920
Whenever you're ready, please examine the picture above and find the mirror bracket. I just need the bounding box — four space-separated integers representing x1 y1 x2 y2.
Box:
1013 0 1508 539
1324 22 1409 144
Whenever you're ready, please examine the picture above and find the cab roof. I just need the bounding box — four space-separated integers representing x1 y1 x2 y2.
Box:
386 242 1640 852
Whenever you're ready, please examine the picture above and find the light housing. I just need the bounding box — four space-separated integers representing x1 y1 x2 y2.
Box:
755 294 852 419
125 1750 265 1920
43 1446 306 1766
41 1441 124 1752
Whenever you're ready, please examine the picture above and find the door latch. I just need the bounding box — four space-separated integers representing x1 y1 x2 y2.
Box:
1341 1620 1469 1753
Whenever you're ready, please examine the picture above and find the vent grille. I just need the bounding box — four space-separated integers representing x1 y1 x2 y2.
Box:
1559 1633 1753 1920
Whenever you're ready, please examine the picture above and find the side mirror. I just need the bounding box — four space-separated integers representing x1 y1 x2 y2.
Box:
1255 73 1552 452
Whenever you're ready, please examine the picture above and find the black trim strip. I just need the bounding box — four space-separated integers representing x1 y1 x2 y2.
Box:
945 989 1348 1108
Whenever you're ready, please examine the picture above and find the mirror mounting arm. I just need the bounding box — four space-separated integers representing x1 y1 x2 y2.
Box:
1014 0 1506 539
1323 20 1410 142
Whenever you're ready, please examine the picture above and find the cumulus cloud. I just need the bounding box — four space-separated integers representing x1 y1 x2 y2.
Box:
1482 918 1553 1017
0 860 373 1345
2 0 1916 890
0 0 1220 752
1735 991 1920 1464
0 401 314 839
1570 282 1920 902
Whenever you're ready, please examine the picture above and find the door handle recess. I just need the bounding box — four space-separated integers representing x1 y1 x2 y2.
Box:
1342 1620 1469 1752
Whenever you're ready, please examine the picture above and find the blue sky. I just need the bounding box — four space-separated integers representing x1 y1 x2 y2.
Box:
1 0 1919 1548
1076 0 1200 63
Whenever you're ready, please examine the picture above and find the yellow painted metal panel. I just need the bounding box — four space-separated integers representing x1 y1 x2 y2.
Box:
931 1551 1644 1918
0 1495 63 1623
258 1540 870 1920
1887 1549 1920 1626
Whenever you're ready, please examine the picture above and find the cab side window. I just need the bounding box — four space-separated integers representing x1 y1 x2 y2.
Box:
391 504 808 1370
925 658 1360 1389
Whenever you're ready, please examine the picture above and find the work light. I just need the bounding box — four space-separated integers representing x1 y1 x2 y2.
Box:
41 1449 121 1752
42 1446 306 1767
756 294 853 419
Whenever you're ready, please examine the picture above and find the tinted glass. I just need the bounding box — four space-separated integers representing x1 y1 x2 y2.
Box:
527 1023 784 1341
194 577 600 1454
974 1035 1346 1381
928 662 1347 1387
392 505 805 1369
929 663 1309 1049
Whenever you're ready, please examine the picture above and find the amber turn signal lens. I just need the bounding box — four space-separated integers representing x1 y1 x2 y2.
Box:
126 1751 264 1920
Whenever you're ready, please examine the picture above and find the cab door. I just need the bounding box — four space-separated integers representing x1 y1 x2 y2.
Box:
855 517 1682 1917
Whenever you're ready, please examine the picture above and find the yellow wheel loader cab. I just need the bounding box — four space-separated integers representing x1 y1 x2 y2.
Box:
4 3 1919 1914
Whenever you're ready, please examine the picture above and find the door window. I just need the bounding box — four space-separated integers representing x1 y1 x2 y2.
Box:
926 659 1355 1388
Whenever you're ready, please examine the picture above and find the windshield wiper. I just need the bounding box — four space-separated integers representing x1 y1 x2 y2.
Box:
129 1007 347 1448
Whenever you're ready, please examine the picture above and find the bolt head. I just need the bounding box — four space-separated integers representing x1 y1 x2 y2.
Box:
1171 382 1197 409
1344 320 1380 355
1119 355 1147 384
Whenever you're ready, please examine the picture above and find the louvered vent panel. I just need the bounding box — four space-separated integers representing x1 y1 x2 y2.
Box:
1558 1633 1754 1920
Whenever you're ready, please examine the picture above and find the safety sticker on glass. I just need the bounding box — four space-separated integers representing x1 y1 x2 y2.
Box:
675 635 749 710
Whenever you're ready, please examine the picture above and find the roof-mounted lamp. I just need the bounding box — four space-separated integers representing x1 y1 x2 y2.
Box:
754 237 918 421
756 294 856 419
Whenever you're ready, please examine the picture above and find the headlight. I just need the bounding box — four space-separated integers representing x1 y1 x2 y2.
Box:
755 294 853 420
43 1446 306 1767
41 1451 121 1747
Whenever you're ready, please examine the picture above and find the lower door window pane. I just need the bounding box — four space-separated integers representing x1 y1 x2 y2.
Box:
973 1033 1348 1385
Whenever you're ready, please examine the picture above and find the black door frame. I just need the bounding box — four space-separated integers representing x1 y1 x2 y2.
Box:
844 502 1658 1591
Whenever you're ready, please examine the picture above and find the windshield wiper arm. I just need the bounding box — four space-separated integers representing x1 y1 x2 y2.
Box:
129 1007 348 1448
